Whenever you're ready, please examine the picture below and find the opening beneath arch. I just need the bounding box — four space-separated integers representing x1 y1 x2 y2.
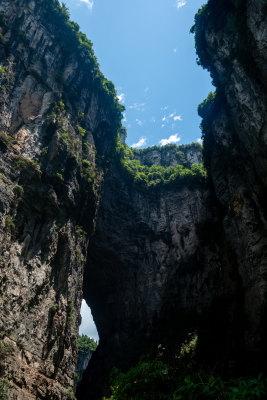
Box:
79 299 99 342
75 300 99 391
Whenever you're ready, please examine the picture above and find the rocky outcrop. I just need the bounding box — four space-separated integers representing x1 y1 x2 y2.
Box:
77 162 221 398
194 0 267 369
74 350 93 391
0 0 122 398
78 0 267 397
0 0 267 399
133 143 203 167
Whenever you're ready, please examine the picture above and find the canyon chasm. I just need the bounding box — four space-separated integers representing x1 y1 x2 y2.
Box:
0 0 267 399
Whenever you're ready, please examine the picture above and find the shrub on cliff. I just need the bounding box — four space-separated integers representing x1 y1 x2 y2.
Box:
77 334 97 354
115 139 206 189
28 0 124 135
0 379 8 400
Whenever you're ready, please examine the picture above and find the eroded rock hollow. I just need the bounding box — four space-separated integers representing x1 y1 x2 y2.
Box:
0 0 267 399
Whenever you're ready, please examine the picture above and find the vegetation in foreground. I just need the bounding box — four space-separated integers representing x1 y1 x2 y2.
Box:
105 361 267 400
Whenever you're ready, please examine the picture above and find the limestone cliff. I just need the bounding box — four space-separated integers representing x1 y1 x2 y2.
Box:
0 0 122 398
0 0 266 399
193 0 267 369
78 0 267 397
132 143 203 168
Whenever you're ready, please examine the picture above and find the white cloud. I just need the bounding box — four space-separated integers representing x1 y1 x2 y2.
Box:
132 137 147 148
161 106 169 111
122 113 127 123
159 134 181 146
136 118 143 126
117 93 125 104
173 48 177 53
151 116 156 123
161 124 165 128
176 1 186 9
162 112 182 125
197 138 203 144
80 0 94 10
129 102 145 112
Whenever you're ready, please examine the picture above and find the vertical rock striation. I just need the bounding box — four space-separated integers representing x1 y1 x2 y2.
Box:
193 0 267 371
0 0 122 398
0 0 267 399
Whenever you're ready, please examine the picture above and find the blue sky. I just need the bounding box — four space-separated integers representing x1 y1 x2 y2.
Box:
64 0 213 339
79 300 99 341
62 0 212 339
62 0 212 149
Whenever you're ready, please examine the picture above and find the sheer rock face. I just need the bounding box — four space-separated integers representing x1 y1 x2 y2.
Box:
200 0 267 367
133 144 203 167
0 0 116 398
0 0 267 399
78 165 222 398
78 0 267 398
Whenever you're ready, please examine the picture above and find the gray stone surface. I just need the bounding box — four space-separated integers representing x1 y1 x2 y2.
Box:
0 1 267 400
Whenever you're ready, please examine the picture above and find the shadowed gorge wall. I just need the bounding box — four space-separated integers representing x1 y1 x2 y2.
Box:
0 0 122 397
78 0 267 397
0 0 267 399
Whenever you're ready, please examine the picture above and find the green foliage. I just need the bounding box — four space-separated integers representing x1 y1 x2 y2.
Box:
107 361 170 400
198 91 216 121
191 0 253 81
77 334 98 354
50 303 58 313
115 139 206 189
56 172 63 181
106 360 267 400
33 0 124 132
190 0 234 69
14 184 24 197
0 331 12 388
74 372 80 387
0 379 8 400
82 159 91 168
7 135 17 144
197 90 223 169
77 125 86 137
5 216 15 232
172 374 267 400
190 4 210 70
76 226 87 238
75 246 83 261
0 61 13 83
60 132 69 145
66 386 76 400
13 155 41 174
0 332 12 359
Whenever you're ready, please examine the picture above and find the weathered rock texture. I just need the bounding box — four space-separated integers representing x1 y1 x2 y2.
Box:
0 0 121 398
195 0 267 369
78 0 267 398
133 143 203 167
0 0 267 399
74 350 93 391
